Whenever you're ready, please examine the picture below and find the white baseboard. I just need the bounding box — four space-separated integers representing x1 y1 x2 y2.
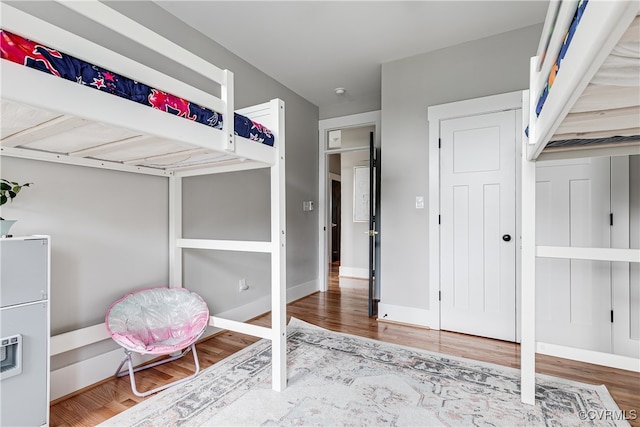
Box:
339 277 368 290
339 266 368 279
49 280 319 401
212 279 319 321
286 279 320 303
377 302 439 329
537 342 640 372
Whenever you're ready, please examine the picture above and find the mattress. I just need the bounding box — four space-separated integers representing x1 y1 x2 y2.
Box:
0 29 274 146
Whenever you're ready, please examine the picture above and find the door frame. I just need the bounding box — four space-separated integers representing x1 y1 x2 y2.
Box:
427 91 523 337
318 111 381 292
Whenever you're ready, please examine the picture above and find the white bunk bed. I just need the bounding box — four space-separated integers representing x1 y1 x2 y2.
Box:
0 1 288 393
521 0 639 404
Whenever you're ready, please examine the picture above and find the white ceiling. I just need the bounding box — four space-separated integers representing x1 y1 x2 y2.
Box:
157 1 549 113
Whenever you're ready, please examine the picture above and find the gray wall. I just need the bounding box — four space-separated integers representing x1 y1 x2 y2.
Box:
320 89 381 121
181 169 272 314
3 1 319 366
1 158 169 335
379 24 542 311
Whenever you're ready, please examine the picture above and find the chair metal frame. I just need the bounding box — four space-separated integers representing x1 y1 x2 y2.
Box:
114 340 202 397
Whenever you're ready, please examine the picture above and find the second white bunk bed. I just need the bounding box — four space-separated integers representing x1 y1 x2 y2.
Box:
0 1 288 393
521 0 640 404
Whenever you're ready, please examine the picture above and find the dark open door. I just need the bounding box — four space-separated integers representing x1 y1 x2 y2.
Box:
331 179 341 262
368 131 380 317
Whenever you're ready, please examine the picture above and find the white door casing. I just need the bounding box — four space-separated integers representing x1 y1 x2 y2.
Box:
318 111 381 293
440 110 517 342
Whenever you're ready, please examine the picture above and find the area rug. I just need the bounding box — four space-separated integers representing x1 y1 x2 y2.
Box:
101 318 628 426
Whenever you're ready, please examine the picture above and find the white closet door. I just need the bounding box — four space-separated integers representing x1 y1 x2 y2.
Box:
440 110 516 342
535 157 611 352
612 155 639 358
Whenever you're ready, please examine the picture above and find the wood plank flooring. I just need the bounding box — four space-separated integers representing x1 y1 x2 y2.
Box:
50 265 639 426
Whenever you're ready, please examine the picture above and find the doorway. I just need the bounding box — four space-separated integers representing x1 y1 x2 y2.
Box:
318 111 381 313
439 110 517 342
326 130 371 286
428 91 523 340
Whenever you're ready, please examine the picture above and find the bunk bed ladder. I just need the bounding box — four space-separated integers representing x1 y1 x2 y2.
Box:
170 99 287 391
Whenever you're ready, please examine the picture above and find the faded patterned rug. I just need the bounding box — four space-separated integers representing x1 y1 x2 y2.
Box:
101 318 628 426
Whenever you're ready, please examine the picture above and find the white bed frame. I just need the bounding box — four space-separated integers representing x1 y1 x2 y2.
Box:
0 1 287 395
521 0 639 404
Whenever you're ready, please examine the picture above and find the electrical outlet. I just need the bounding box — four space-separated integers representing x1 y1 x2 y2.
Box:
239 278 249 292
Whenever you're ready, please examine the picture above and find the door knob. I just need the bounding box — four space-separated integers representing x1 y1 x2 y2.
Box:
502 234 512 242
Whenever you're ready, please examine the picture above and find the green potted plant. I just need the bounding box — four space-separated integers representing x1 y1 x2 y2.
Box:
0 179 32 237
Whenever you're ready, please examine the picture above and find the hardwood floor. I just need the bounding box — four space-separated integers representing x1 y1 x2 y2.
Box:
50 264 639 426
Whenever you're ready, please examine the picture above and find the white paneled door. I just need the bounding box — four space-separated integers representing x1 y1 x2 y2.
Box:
535 157 612 352
440 110 517 342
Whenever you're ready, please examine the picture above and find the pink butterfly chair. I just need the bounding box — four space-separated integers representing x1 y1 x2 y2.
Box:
106 287 210 397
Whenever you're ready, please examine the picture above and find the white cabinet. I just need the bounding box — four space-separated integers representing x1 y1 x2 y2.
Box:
0 236 50 427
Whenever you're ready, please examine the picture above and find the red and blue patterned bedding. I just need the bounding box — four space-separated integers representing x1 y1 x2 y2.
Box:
0 29 274 146
534 0 588 116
